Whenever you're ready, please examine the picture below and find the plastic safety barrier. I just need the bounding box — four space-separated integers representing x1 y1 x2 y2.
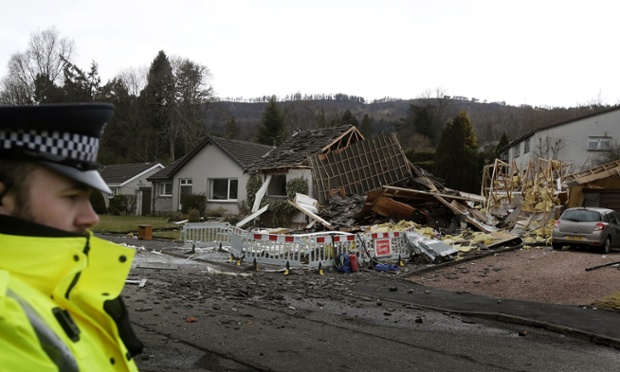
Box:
181 222 232 248
364 230 411 261
182 222 425 269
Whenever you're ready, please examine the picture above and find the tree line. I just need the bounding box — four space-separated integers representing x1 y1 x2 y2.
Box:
0 28 213 165
2 28 618 193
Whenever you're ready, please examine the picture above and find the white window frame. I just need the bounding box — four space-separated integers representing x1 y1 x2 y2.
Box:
524 138 530 154
160 182 173 197
107 187 120 199
208 178 239 201
588 136 612 151
513 143 520 158
179 178 193 209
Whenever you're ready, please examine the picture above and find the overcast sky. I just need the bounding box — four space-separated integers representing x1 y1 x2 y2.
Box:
1 0 618 107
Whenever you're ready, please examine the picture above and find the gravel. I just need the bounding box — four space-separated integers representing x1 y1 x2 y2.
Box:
408 246 620 307
100 234 620 308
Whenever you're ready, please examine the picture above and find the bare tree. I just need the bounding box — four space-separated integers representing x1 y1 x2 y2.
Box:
588 141 620 167
533 135 568 160
1 27 75 104
116 66 148 97
170 57 214 158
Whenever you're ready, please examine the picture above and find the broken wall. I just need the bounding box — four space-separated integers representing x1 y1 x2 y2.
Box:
308 133 412 203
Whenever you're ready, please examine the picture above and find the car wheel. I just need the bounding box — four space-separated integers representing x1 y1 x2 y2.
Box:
601 237 611 254
552 242 562 251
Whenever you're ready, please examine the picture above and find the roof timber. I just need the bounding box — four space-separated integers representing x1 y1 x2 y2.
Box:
309 133 412 203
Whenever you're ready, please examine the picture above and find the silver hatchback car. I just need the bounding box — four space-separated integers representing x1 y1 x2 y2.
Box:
552 207 620 254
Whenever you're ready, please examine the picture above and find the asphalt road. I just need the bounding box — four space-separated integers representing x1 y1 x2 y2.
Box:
107 235 620 372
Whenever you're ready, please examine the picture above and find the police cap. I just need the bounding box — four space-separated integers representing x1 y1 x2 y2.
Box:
0 103 113 194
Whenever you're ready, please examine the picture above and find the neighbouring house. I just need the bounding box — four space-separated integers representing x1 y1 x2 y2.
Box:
147 135 273 216
500 106 620 173
99 162 164 215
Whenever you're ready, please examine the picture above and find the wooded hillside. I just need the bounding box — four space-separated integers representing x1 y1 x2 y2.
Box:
205 96 613 152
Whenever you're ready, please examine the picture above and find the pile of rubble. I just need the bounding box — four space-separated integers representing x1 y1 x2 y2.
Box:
285 158 572 263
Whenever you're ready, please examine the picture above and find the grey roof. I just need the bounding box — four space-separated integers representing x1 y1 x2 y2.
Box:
147 156 187 181
147 135 272 181
250 125 362 171
500 105 620 152
100 162 163 185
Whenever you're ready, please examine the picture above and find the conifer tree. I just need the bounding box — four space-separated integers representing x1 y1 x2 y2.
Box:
255 96 285 146
360 114 373 137
224 116 239 139
434 110 480 193
340 109 359 127
495 132 510 157
140 51 175 161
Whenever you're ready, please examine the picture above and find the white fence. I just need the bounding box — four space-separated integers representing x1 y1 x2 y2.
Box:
181 222 423 270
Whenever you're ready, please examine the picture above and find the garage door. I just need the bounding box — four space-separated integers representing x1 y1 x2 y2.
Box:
583 188 620 213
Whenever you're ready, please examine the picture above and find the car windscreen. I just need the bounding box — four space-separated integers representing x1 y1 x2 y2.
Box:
561 210 602 222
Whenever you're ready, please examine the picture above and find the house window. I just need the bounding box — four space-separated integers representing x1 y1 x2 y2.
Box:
513 144 520 158
160 182 172 196
108 187 119 199
178 179 193 210
588 136 612 151
524 138 530 154
267 174 287 197
209 178 238 201
180 179 192 196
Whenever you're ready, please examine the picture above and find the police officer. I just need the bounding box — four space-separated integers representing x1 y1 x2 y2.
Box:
0 103 143 371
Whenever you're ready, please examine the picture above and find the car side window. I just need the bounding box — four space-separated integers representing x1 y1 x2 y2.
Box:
609 212 620 225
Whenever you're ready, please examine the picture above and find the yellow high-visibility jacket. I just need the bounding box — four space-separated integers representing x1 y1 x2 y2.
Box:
0 215 142 371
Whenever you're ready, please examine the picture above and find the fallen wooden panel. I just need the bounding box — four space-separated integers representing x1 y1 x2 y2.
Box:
487 230 522 248
382 185 483 204
237 204 269 228
371 196 415 220
287 200 334 230
251 175 271 212
433 194 493 233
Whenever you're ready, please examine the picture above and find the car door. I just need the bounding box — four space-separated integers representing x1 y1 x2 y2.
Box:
609 211 620 246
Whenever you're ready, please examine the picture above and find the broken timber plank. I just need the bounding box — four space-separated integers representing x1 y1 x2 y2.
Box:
433 194 493 233
371 196 415 220
237 204 269 228
287 200 334 230
126 278 148 287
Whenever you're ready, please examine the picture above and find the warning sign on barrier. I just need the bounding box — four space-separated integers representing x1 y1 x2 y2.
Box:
374 238 392 257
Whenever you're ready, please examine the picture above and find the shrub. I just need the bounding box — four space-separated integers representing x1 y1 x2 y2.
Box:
206 207 227 218
180 193 206 215
260 177 309 228
108 194 137 215
188 209 201 222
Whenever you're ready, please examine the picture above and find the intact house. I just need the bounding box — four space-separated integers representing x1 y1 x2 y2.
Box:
146 135 273 216
500 106 620 173
99 162 164 215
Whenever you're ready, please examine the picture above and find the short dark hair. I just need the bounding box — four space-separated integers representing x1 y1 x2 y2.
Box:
0 159 37 209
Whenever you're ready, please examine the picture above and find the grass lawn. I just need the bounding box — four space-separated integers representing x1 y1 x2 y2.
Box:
93 215 183 240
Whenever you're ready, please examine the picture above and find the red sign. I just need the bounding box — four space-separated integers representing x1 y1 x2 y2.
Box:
374 238 392 257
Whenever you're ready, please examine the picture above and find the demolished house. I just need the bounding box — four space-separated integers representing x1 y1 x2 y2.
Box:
225 127 527 265
183 127 620 271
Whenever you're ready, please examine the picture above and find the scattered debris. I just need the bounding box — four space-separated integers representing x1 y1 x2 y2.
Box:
585 261 620 272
